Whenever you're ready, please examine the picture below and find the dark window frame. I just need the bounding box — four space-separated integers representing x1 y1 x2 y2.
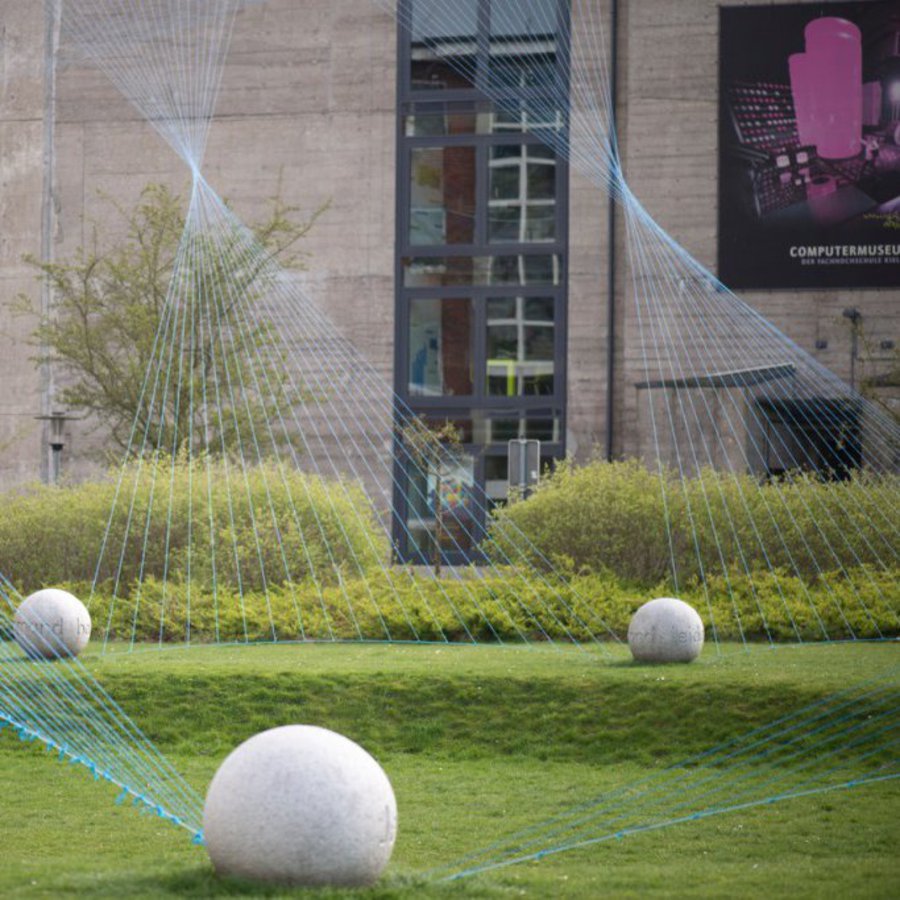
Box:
400 287 566 410
401 134 568 256
393 0 570 564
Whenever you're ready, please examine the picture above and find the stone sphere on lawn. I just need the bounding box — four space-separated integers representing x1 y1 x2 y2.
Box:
203 725 397 887
627 596 704 663
13 588 92 660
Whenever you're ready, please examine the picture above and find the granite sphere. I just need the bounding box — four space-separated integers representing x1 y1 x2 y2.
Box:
203 725 397 887
628 596 704 663
13 588 92 660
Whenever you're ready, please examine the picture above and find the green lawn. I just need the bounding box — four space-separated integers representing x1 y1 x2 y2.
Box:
1 642 898 898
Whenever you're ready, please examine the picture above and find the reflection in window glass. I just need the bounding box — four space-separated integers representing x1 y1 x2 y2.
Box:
489 0 557 38
405 102 480 136
485 416 560 443
489 144 556 243
411 0 478 90
486 297 554 397
412 0 478 42
406 451 477 556
491 101 564 132
405 100 564 136
411 54 477 92
488 254 560 285
525 297 554 320
485 453 557 506
408 298 473 397
410 147 476 245
421 416 474 443
485 454 509 504
488 56 558 91
397 1 567 563
404 256 473 287
489 0 558 91
404 255 560 287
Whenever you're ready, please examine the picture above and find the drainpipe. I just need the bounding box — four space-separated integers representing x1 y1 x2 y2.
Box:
40 0 62 483
604 0 619 462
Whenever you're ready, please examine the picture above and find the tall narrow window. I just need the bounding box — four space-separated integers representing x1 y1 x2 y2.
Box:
395 0 569 563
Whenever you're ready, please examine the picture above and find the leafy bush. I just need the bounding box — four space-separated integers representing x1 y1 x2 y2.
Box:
0 458 387 594
487 458 900 589
64 564 897 645
3 456 895 645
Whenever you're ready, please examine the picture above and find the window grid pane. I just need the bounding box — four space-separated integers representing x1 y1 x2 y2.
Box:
486 296 555 397
410 146 476 246
488 144 556 244
408 297 474 397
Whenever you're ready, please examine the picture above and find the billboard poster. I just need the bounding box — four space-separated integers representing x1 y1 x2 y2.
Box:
718 1 900 289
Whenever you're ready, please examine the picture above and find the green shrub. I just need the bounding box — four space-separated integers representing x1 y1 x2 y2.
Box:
0 458 387 594
71 564 896 645
3 455 895 645
487 458 900 589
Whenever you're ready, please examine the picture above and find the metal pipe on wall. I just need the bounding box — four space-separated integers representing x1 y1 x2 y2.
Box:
40 0 62 483
604 0 619 462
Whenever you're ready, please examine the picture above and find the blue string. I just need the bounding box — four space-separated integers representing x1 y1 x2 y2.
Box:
428 667 898 878
444 773 900 881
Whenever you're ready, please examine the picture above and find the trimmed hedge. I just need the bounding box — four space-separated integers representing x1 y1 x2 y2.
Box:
487 458 900 588
61 565 897 644
0 458 387 594
2 457 896 644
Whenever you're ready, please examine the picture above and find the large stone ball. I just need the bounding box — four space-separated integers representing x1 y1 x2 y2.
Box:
627 596 704 663
13 588 92 660
203 725 397 887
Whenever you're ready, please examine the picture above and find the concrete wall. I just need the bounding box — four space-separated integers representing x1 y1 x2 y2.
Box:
0 1 48 489
615 0 898 462
42 0 399 491
0 0 896 491
566 1 614 460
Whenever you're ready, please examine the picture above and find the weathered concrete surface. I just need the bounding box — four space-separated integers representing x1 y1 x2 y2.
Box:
0 1 47 489
616 0 898 461
0 0 896 492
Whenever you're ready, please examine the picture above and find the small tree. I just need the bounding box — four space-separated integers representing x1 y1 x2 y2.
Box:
13 183 325 455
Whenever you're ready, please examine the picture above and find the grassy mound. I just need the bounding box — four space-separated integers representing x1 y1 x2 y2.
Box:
1 643 897 897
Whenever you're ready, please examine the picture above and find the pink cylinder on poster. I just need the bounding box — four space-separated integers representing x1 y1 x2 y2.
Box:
802 17 862 159
789 53 815 146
